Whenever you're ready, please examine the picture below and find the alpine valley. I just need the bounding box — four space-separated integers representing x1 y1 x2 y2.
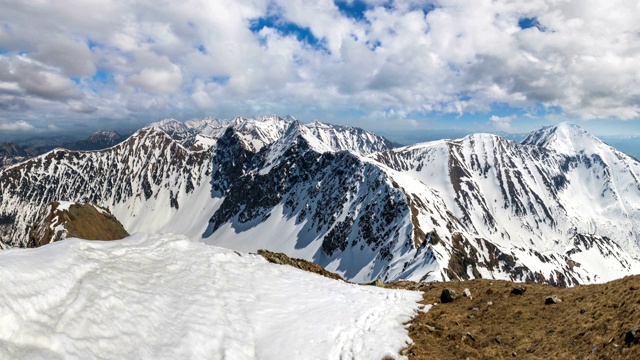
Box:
1 116 639 286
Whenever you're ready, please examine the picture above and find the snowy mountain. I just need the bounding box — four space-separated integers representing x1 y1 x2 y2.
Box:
0 130 125 168
373 124 640 284
0 142 31 168
64 129 125 151
1 119 639 285
148 115 396 154
0 233 420 359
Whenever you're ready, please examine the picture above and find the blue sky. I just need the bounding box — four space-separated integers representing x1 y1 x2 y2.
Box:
0 0 639 138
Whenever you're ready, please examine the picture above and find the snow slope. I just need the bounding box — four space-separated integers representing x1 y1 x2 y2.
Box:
0 233 421 360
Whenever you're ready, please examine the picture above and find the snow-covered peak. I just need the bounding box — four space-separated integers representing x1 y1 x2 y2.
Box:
148 118 184 131
88 129 121 143
184 117 225 131
522 122 605 155
259 121 334 174
146 118 194 141
305 121 396 155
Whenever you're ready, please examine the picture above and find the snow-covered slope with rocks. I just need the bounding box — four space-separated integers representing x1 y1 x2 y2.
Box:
1 119 639 285
373 123 640 284
0 127 215 248
0 233 421 360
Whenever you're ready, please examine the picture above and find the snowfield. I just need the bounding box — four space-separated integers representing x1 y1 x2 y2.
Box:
0 234 422 360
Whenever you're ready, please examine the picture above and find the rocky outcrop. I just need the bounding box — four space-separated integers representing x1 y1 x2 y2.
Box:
28 201 129 247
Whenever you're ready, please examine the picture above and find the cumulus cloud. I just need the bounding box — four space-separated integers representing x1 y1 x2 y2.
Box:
0 0 639 134
0 56 82 100
490 114 516 131
128 65 183 94
0 119 36 132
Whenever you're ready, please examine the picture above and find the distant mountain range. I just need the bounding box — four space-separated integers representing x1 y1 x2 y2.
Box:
1 116 639 286
0 130 125 168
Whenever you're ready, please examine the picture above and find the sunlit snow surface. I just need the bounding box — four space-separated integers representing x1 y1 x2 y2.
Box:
0 234 421 359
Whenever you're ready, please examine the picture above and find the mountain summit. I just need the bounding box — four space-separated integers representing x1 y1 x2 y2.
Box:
522 122 607 155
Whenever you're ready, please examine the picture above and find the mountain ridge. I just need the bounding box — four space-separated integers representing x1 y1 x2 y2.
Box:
0 118 639 286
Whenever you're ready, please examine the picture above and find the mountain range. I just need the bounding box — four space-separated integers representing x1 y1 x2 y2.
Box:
1 116 638 286
0 130 125 168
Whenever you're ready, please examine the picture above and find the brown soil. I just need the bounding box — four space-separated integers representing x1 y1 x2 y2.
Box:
387 277 640 360
29 202 129 247
256 250 640 359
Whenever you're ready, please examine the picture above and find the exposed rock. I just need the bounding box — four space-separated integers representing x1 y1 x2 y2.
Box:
28 201 129 247
511 285 526 295
462 288 472 298
257 249 344 281
624 328 640 346
440 288 457 303
545 295 562 305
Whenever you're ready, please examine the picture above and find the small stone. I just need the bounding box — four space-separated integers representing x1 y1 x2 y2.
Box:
494 336 501 344
462 288 472 297
467 314 475 319
466 332 476 341
512 351 517 357
441 288 457 303
545 295 562 305
511 286 526 295
375 278 385 288
580 309 586 314
425 324 436 332
487 301 493 306
472 307 479 311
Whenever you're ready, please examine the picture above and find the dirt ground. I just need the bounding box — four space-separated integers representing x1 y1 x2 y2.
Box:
387 277 640 360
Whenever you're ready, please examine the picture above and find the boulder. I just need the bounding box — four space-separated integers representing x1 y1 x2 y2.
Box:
624 328 640 346
440 288 457 303
545 295 562 305
510 285 526 295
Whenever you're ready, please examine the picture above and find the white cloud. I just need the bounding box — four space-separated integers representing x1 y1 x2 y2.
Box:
32 37 96 78
69 102 98 114
490 114 516 131
0 0 639 133
0 56 83 100
0 119 36 132
128 64 183 94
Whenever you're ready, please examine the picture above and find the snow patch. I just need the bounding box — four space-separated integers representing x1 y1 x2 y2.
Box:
0 233 421 359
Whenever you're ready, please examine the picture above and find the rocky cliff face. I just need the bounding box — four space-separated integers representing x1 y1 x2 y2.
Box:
1 118 639 285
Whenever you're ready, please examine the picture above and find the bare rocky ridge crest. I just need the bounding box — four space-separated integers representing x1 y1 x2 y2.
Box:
28 201 129 247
